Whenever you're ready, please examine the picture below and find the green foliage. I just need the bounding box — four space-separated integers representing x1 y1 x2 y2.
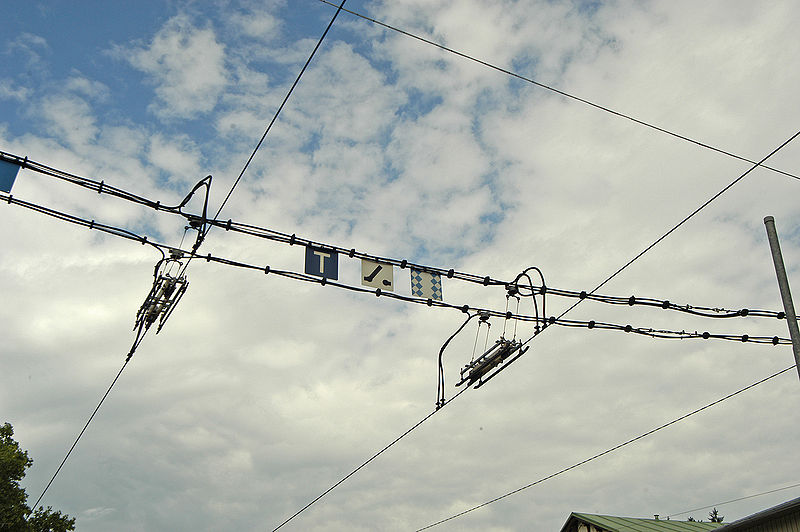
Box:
0 423 75 532
709 508 724 523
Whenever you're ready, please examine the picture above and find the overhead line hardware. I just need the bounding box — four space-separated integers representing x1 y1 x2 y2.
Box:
23 179 208 512
415 129 800 530
134 250 189 335
456 338 528 389
440 269 545 406
145 217 800 322
2 148 794 323
1 191 793 347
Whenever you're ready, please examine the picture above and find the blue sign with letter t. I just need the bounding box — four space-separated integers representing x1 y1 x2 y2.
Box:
304 246 338 280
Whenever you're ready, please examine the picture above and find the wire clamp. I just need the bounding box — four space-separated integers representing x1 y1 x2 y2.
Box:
134 254 189 335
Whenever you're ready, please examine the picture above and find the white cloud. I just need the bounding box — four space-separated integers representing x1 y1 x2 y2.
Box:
147 133 203 185
38 93 98 147
3 1 800 531
289 41 406 144
0 80 30 101
64 75 111 102
5 32 49 66
120 14 228 120
228 9 280 41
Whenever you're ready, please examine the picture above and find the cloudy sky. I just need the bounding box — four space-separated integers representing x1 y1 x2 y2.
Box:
2 1 800 530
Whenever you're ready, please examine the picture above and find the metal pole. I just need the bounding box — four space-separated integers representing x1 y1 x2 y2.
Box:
764 216 800 380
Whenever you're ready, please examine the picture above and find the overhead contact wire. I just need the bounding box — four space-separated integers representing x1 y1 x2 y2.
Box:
1 150 793 322
412 130 800 530
0 192 792 346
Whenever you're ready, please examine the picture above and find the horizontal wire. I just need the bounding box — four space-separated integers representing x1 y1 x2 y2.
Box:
0 191 792 347
316 0 800 182
1 148 788 323
416 364 798 530
0 150 165 211
200 216 790 321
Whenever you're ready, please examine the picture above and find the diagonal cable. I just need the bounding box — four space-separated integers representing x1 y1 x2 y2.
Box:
560 127 800 317
416 364 797 530
270 386 471 531
213 0 348 221
29 331 149 511
414 129 800 528
317 0 800 182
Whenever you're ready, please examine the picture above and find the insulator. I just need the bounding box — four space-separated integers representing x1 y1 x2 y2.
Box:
457 338 525 387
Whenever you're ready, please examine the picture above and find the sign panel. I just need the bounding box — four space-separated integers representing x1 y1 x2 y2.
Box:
0 159 20 193
410 268 442 300
304 246 339 279
361 259 394 291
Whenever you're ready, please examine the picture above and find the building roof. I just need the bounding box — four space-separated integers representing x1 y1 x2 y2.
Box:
561 512 727 532
715 495 800 531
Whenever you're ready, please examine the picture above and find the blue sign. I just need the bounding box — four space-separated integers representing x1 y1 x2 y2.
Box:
0 159 20 193
304 246 338 280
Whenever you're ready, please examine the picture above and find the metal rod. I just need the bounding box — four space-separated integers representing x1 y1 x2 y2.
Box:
764 216 800 380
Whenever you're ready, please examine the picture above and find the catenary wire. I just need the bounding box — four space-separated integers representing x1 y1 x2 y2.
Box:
14 3 791 522
198 214 790 320
0 149 165 212
1 148 791 322
316 0 800 182
399 127 800 401
412 129 800 528
29 329 150 512
415 364 798 530
263 108 799 528
265 130 795 526
211 0 348 223
0 191 792 347
8 186 793 527
3 136 796 522
270 385 471 531
667 482 800 519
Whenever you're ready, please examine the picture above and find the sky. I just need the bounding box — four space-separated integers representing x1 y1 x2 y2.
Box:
1 0 800 530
